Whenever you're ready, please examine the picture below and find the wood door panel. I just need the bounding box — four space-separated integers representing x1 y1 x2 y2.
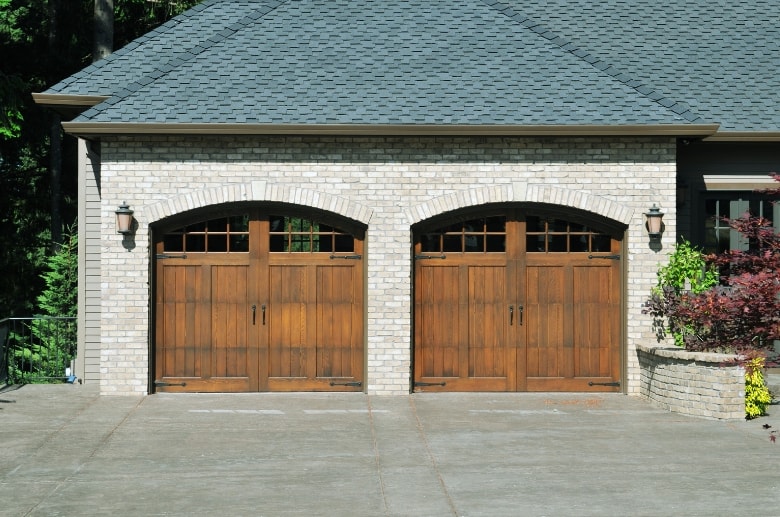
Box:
525 377 616 392
156 262 254 392
267 262 364 391
414 265 461 379
525 265 565 379
412 377 511 392
572 264 620 383
268 264 308 379
211 265 250 379
467 266 508 378
154 376 252 393
316 265 361 380
157 265 207 380
525 261 620 392
414 262 510 390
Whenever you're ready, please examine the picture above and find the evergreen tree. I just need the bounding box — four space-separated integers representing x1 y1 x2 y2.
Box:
11 222 77 382
36 221 77 320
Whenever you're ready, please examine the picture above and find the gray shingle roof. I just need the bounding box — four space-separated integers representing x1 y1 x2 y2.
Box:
47 1 277 97
499 0 780 133
43 0 780 133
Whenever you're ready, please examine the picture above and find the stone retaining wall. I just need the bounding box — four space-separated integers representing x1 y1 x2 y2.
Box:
636 343 744 420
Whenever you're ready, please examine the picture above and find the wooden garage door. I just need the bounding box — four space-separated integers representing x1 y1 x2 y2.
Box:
413 211 622 392
154 212 364 393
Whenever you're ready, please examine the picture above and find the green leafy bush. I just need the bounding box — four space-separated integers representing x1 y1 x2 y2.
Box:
648 240 719 347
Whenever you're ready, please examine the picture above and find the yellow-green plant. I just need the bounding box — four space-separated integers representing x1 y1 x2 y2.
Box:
745 357 772 420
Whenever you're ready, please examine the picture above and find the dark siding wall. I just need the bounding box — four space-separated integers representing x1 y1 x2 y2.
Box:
676 141 780 245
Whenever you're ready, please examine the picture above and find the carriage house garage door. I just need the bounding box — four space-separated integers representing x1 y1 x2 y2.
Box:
413 207 623 393
153 209 365 393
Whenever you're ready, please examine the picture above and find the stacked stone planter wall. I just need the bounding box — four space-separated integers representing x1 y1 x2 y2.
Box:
636 343 744 420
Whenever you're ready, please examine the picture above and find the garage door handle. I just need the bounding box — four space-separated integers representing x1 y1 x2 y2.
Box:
510 305 523 325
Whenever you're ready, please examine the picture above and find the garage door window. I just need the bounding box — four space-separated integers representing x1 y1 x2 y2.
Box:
526 216 612 253
162 215 250 253
419 216 506 253
269 216 355 253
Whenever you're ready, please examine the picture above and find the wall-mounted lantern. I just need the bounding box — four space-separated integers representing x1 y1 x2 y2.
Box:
644 204 664 241
115 202 134 235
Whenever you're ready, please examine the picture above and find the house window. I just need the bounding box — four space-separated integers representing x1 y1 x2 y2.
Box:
703 195 778 254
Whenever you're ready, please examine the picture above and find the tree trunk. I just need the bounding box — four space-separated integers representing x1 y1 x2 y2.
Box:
50 115 63 246
48 0 63 247
93 0 114 62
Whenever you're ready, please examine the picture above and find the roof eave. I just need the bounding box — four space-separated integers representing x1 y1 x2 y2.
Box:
32 93 110 119
61 122 720 138
32 93 110 108
703 131 780 142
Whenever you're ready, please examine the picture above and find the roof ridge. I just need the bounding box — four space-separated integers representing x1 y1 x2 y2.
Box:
81 0 290 118
480 0 703 123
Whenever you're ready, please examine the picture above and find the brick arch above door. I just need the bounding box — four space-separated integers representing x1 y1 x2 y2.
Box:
404 183 634 226
143 182 375 226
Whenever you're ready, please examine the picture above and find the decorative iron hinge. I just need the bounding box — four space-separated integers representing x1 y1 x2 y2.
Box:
414 255 446 260
156 254 187 259
588 381 620 387
329 254 362 260
588 254 620 260
329 381 362 387
154 380 187 387
414 381 447 387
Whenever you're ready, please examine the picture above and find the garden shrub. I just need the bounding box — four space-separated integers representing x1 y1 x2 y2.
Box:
745 357 772 420
648 240 718 347
646 175 780 354
645 174 779 418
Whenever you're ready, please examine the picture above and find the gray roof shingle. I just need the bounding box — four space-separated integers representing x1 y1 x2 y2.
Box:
43 0 780 133
501 0 780 133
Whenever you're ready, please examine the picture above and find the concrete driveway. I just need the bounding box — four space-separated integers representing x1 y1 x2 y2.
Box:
1 384 778 516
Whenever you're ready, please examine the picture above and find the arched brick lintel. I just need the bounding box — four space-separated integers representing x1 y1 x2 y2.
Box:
405 183 634 225
143 182 375 226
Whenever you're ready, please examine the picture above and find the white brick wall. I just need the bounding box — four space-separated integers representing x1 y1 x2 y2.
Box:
98 135 676 395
